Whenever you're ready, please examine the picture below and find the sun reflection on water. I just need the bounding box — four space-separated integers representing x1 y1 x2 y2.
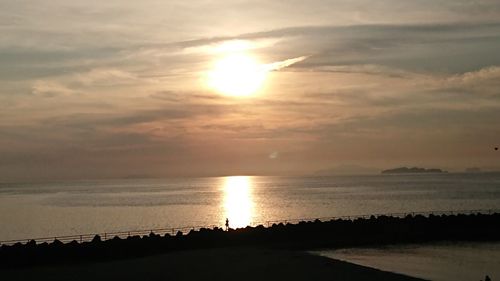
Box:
223 176 254 229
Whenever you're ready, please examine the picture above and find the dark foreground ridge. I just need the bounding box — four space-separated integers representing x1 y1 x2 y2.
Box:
1 212 499 268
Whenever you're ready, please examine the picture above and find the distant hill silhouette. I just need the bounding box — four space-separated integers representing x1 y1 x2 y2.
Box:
381 167 447 174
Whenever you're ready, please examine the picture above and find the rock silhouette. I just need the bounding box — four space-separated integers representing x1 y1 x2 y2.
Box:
1 212 499 268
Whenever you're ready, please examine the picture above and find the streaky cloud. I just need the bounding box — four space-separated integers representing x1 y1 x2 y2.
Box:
264 56 308 72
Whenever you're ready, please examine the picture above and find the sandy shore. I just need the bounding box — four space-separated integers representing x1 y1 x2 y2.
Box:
2 247 425 281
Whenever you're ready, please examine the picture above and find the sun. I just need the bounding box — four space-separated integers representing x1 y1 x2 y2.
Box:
207 53 267 97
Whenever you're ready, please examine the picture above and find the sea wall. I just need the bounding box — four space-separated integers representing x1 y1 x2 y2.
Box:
1 213 499 268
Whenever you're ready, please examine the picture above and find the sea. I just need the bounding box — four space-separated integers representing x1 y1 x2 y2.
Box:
1 173 499 241
315 242 500 281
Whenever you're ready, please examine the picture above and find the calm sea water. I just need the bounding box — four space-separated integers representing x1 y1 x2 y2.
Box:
315 242 500 281
0 173 499 241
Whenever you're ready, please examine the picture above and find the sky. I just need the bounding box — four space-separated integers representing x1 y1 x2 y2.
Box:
1 0 500 181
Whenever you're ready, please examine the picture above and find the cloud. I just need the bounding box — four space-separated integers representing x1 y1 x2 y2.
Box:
264 56 308 71
303 64 414 78
32 80 76 97
448 66 500 86
410 66 500 98
3 2 500 180
225 22 500 74
74 68 146 87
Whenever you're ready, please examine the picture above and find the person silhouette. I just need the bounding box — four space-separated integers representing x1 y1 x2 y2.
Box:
225 218 229 231
485 275 491 281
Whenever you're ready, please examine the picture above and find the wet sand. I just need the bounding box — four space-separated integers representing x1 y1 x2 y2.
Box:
2 247 425 281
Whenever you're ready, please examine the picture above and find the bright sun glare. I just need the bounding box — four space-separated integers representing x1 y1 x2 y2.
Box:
223 176 253 229
207 53 267 97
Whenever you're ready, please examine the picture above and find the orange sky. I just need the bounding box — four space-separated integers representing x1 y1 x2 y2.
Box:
1 1 500 181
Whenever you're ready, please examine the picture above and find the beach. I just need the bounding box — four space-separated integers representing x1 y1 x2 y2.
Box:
2 247 425 281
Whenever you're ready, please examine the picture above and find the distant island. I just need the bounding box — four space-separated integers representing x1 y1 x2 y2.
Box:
381 167 448 174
